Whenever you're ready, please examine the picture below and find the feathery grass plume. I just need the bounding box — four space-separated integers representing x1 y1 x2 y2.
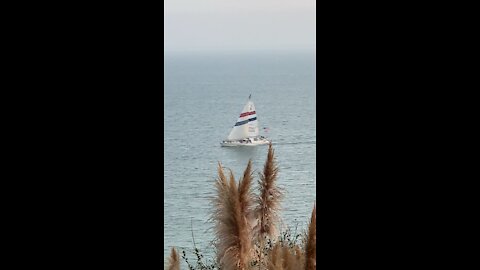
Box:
267 242 303 270
281 246 292 270
294 245 305 267
233 163 255 269
212 163 229 229
254 143 283 240
212 164 253 270
238 159 255 227
305 203 316 270
268 243 282 269
167 247 180 270
217 162 228 188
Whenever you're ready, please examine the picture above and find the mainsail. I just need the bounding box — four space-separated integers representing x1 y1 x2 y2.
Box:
227 100 260 140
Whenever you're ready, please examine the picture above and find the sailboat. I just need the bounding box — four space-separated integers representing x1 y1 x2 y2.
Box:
221 95 271 147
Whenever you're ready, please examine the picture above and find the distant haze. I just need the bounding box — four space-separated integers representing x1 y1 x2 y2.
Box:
164 0 316 53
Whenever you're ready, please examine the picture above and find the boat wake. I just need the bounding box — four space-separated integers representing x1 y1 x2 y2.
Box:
272 141 316 146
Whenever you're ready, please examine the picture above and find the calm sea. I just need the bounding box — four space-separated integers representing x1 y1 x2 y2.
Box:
164 52 316 265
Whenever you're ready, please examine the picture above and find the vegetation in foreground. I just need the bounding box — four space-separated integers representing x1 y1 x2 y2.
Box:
166 144 316 269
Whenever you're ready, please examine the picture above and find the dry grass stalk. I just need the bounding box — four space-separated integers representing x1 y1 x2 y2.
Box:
167 247 180 270
254 143 283 241
213 162 254 269
305 204 316 270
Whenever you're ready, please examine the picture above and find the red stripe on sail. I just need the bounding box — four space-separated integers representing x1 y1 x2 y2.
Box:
239 111 256 117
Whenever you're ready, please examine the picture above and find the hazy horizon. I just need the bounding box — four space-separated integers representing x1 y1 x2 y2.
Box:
164 0 316 53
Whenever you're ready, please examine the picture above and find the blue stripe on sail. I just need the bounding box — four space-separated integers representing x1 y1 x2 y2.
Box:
235 117 257 126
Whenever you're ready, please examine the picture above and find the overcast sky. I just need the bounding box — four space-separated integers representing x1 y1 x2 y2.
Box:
164 0 316 53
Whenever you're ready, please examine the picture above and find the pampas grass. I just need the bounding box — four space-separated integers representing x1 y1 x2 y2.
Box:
305 204 316 270
254 143 283 241
169 145 316 269
168 247 180 270
267 242 304 270
212 162 254 269
238 160 255 228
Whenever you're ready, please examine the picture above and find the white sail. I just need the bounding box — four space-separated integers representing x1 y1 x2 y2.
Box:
227 100 259 140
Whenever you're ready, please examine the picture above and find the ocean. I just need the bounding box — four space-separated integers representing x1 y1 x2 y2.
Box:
164 51 316 265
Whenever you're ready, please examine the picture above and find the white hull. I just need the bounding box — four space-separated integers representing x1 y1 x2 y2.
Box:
221 138 271 147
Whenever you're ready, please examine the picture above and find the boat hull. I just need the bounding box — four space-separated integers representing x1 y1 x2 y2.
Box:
220 138 271 147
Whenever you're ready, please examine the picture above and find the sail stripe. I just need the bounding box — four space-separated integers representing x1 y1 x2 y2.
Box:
239 111 256 117
235 117 257 126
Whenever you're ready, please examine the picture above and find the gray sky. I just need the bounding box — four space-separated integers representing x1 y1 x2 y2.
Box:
164 0 316 53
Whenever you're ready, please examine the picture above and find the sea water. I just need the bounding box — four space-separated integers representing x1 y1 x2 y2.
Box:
164 51 316 265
